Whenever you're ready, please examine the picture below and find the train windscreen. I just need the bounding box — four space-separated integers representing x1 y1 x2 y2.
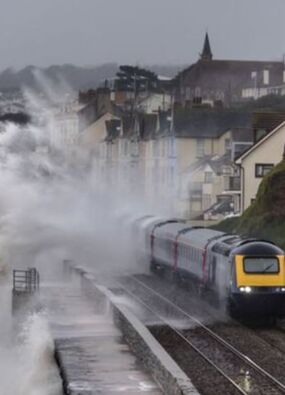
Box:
243 257 279 274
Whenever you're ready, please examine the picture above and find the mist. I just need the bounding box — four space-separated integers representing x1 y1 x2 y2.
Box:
0 77 170 283
0 76 162 394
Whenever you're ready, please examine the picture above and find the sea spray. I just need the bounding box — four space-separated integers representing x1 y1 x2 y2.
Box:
0 311 62 395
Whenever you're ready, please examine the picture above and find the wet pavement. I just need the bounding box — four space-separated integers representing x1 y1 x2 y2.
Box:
41 281 162 395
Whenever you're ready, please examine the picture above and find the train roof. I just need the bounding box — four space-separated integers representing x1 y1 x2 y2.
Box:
136 213 285 256
144 217 170 234
139 216 165 229
155 222 188 239
179 228 224 249
210 236 285 256
232 240 284 256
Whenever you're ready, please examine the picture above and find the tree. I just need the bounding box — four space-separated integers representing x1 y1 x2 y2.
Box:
116 65 158 93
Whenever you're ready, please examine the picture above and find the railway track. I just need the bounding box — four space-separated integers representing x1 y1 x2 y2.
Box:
249 326 285 356
133 273 285 377
118 275 285 395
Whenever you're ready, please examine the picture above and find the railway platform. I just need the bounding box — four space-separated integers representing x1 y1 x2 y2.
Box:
41 281 162 395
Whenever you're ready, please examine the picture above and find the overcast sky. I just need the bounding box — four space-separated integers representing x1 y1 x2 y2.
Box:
1 0 285 70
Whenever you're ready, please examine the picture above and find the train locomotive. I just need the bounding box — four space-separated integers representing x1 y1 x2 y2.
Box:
132 216 285 318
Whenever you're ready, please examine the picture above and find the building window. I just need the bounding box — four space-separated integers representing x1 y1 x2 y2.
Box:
203 194 212 210
255 129 267 142
222 166 232 175
263 70 269 85
204 171 213 183
154 141 159 157
255 163 274 178
185 87 191 100
123 140 128 155
225 138 231 153
161 140 165 157
196 139 205 158
131 141 139 157
168 138 175 157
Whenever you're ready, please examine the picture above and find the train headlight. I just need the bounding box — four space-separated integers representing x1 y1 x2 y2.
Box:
282 288 285 292
239 286 252 293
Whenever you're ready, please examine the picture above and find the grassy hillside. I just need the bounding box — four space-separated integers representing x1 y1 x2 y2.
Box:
213 159 285 249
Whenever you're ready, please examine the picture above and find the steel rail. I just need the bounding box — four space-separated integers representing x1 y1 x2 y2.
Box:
125 275 285 394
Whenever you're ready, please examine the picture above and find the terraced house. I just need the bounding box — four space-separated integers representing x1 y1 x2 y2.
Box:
82 106 253 219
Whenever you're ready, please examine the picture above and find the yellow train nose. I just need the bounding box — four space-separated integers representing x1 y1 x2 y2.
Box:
235 255 285 288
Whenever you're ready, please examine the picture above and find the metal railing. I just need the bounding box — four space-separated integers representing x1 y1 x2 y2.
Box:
13 268 40 294
224 176 241 191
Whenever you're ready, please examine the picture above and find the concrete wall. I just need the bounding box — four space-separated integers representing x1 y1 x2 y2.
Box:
71 265 199 395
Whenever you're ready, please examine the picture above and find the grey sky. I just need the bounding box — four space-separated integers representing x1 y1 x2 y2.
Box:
1 0 285 70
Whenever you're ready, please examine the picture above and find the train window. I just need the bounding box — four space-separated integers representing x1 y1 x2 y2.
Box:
211 256 217 283
243 257 279 274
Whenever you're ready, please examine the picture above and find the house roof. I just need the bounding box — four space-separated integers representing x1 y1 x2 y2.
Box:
232 128 253 142
176 59 285 91
173 109 251 138
182 154 233 176
236 120 285 163
203 197 233 216
252 111 285 131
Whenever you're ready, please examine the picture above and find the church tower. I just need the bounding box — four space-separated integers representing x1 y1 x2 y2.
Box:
200 32 213 61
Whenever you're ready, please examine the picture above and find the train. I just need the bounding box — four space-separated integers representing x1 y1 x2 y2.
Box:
130 215 285 318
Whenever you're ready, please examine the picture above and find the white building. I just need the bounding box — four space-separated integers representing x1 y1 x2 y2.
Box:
137 93 172 114
236 121 285 211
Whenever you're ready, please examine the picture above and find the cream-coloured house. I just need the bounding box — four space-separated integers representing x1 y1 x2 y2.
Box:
177 156 238 219
81 112 120 156
236 121 285 212
81 107 252 220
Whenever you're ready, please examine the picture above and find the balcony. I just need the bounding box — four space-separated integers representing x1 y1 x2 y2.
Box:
224 176 241 191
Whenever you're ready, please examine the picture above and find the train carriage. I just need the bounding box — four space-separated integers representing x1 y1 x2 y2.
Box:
144 218 285 318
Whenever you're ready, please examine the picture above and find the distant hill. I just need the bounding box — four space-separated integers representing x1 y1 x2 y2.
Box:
0 63 185 93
